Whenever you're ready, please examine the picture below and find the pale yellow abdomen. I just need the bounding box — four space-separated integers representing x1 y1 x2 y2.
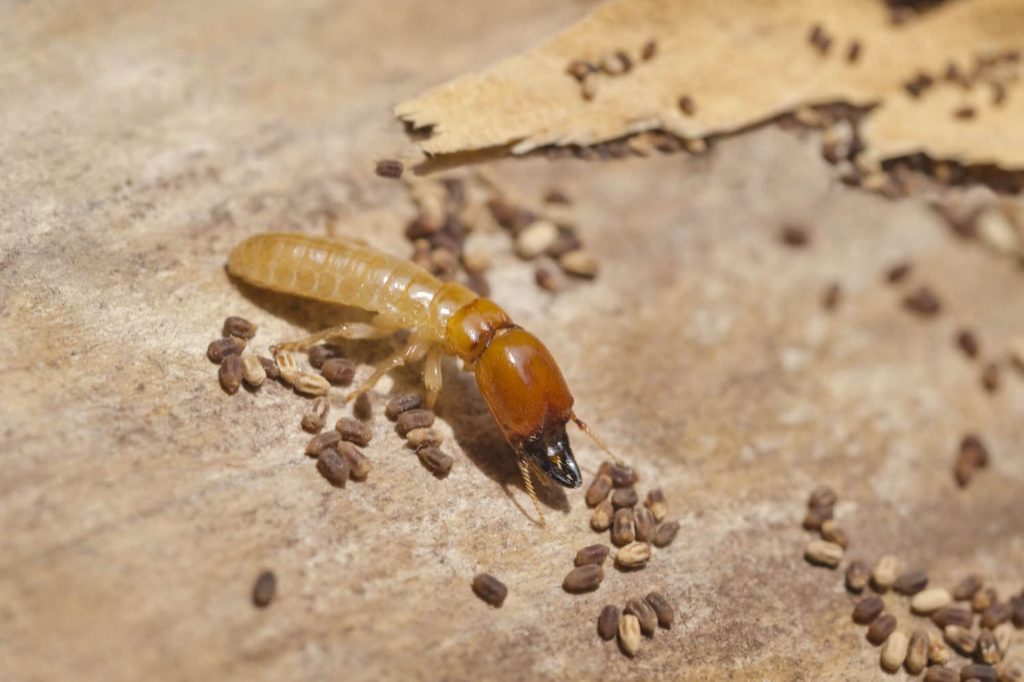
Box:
226 232 477 341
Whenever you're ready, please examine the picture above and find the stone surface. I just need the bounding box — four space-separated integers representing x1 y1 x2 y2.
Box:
2 2 1023 682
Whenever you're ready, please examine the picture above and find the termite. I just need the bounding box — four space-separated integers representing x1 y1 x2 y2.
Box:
227 232 616 523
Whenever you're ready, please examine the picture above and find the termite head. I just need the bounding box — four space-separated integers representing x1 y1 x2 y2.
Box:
471 327 581 488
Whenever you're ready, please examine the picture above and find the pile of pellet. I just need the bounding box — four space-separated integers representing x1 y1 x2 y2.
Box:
565 38 658 102
597 591 675 658
399 172 600 296
563 461 678 590
801 486 1024 679
208 318 456 486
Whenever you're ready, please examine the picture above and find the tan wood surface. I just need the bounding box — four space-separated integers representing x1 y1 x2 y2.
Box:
2 2 1022 681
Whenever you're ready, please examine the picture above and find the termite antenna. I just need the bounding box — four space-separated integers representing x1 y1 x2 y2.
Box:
517 456 547 529
571 413 624 467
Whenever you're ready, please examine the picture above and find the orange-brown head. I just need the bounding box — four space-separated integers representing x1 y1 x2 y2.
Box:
447 300 581 488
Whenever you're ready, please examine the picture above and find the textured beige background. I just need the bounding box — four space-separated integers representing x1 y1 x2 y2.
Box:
1 2 1023 681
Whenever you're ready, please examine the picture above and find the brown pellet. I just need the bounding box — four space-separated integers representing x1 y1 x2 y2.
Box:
321 358 355 386
252 570 276 608
822 282 842 311
562 564 604 593
338 442 371 481
625 598 658 636
924 668 959 682
575 544 610 567
882 630 909 672
873 555 899 592
678 95 696 116
961 664 998 682
780 224 810 247
471 573 507 607
611 487 638 509
953 575 984 601
241 354 267 387
585 474 613 507
645 488 667 522
375 159 404 179
803 505 834 531
912 588 952 614
616 542 651 569
317 448 350 487
598 605 620 640
258 355 280 380
645 591 674 629
846 40 861 63
335 417 372 447
957 330 980 359
559 250 599 278
886 262 912 283
591 500 614 531
602 51 632 75
981 363 1000 393
978 629 1001 665
633 507 656 543
995 621 1014 654
208 336 246 363
219 354 243 394
894 570 929 596
385 393 422 421
903 286 942 316
566 59 592 82
290 371 330 396
846 560 871 593
954 106 977 120
819 520 849 549
223 316 257 340
307 344 342 369
932 606 974 629
301 397 330 433
305 430 341 457
639 39 658 61
599 461 638 488
974 587 998 613
405 427 442 450
853 596 885 625
804 540 844 568
808 485 837 509
396 408 435 437
276 349 298 380
534 262 567 293
906 629 929 674
1010 595 1024 627
945 624 977 655
652 521 680 548
618 613 641 657
982 603 1011 629
353 391 372 421
417 446 453 478
868 613 898 645
612 508 636 547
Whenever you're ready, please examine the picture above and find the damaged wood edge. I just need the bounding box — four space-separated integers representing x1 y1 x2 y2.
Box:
404 99 1024 197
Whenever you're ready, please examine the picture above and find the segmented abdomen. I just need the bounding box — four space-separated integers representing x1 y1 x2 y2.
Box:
227 232 474 337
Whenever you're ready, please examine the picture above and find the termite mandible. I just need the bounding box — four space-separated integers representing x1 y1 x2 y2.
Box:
227 232 617 523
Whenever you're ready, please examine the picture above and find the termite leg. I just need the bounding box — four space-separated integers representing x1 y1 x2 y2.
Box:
422 346 443 410
272 315 400 353
343 337 431 403
517 455 546 529
571 413 624 467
